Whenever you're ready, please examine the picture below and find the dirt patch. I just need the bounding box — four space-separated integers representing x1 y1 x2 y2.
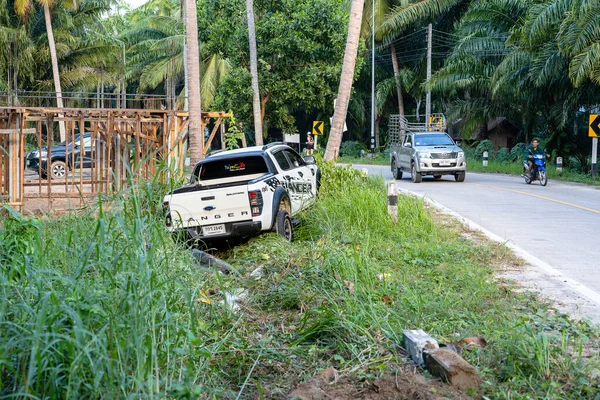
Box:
288 366 473 400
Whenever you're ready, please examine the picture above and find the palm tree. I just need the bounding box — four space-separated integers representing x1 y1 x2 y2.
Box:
558 0 600 86
0 4 35 104
362 0 408 116
427 0 527 136
324 0 366 161
381 0 463 33
121 2 228 109
184 0 203 165
14 0 74 141
245 0 263 146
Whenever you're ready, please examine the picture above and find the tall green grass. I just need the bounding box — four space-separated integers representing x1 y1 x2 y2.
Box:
0 162 598 398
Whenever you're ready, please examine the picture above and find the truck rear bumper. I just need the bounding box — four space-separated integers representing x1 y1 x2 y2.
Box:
177 220 263 241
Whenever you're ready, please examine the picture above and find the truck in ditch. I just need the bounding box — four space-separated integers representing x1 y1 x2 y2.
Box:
163 142 320 243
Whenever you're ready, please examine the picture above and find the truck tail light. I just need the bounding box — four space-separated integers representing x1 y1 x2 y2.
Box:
248 190 263 216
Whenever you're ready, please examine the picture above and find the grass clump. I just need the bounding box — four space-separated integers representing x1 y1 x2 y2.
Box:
0 162 599 398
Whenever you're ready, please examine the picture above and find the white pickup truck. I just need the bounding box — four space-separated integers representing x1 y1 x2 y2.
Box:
163 143 320 243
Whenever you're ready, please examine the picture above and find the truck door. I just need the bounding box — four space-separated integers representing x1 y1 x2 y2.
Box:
271 149 313 214
283 148 316 206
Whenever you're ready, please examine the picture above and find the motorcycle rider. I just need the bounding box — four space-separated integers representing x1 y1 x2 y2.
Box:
525 139 548 179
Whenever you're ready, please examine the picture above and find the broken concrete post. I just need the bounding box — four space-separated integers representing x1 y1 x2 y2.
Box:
387 181 398 224
403 329 439 367
426 348 481 390
190 249 234 274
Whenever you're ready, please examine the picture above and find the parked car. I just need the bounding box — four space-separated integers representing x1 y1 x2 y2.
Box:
26 133 96 179
163 142 321 243
390 132 467 183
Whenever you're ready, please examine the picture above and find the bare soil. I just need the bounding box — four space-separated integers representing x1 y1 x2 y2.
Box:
287 366 473 400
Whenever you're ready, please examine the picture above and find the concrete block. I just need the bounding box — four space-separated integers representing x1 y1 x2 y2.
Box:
426 348 481 390
403 329 439 367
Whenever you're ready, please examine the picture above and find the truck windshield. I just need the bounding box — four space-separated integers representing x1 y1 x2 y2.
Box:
193 156 269 181
414 134 454 146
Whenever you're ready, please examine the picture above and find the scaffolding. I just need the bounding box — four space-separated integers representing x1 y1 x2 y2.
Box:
388 113 447 145
0 106 230 213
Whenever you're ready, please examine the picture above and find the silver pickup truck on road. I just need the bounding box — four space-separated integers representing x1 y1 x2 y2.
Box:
388 115 466 183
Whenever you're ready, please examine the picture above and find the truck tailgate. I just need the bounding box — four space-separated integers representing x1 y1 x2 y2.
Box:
167 185 252 232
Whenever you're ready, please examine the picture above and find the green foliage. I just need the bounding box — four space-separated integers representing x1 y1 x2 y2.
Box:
208 0 349 132
0 206 40 279
510 142 527 161
475 139 494 158
339 140 367 158
224 111 244 150
0 182 225 397
496 147 512 162
316 157 363 196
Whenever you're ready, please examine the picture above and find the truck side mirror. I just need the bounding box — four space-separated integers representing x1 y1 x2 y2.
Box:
405 143 412 148
303 155 316 164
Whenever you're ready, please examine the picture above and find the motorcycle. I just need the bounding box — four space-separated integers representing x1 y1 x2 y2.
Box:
522 154 548 186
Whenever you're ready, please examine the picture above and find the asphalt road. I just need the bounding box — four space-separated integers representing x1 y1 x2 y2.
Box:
358 164 600 322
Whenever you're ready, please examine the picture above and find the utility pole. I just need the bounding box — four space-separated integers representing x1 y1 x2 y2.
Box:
425 23 432 128
370 0 375 153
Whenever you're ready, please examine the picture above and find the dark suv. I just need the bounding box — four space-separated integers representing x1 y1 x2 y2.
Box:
26 133 96 179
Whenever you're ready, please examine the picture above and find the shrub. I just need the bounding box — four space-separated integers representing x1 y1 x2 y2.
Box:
510 143 527 162
340 141 367 158
496 147 513 162
474 140 494 159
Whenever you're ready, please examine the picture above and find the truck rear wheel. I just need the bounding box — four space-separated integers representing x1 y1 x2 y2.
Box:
275 210 293 241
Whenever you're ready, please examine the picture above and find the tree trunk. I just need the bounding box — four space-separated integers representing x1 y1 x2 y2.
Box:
390 44 404 117
260 92 270 130
44 4 66 142
186 0 203 165
324 0 365 161
246 0 263 146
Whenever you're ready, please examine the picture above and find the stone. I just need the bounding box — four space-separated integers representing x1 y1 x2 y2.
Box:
426 348 481 390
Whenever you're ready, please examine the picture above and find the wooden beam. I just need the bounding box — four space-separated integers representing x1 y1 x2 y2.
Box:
0 128 36 134
203 117 223 157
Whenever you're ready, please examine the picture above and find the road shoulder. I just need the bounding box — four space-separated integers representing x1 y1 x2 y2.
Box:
400 186 600 324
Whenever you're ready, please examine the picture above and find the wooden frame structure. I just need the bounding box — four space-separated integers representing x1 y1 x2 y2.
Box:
0 107 231 213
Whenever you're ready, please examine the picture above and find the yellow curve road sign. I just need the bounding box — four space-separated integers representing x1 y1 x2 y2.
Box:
589 114 600 138
312 121 324 135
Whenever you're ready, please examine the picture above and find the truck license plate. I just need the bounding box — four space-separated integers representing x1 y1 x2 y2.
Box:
202 224 226 236
439 160 451 166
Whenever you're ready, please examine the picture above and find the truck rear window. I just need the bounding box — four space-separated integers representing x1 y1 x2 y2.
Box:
194 156 269 181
